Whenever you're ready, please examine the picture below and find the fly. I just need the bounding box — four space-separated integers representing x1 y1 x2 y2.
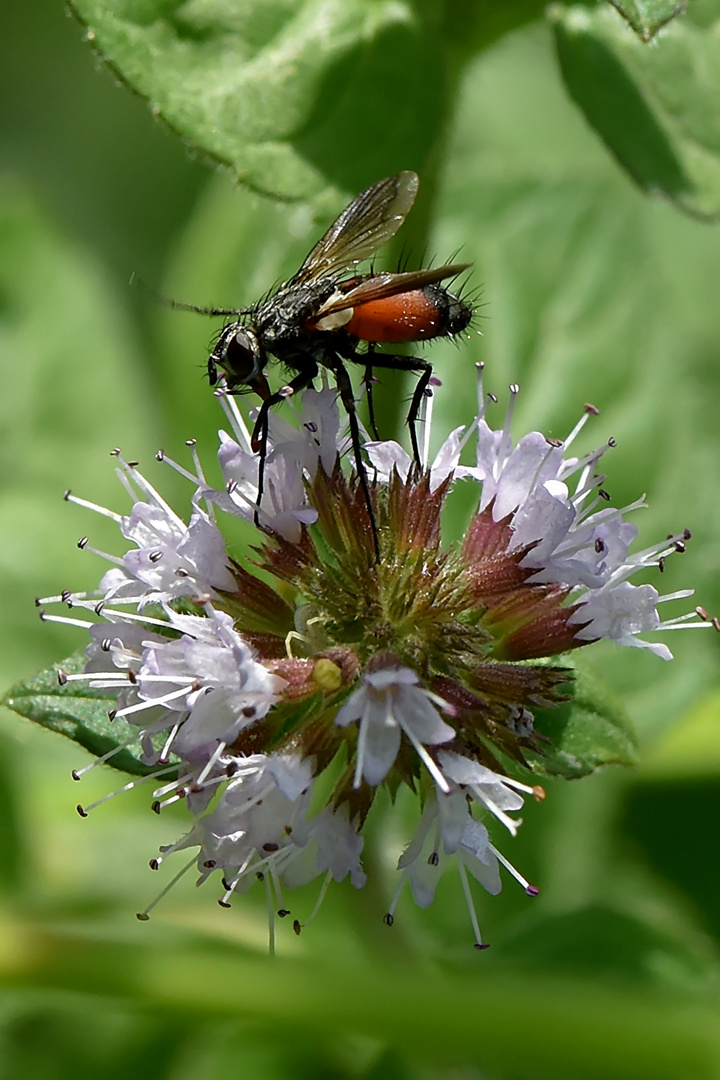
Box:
173 172 472 557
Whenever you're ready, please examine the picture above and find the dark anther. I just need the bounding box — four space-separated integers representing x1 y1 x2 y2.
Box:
383 913 394 927
64 489 72 500
101 639 112 651
149 550 163 563
108 709 117 720
696 606 709 621
474 942 491 951
127 460 139 468
428 852 439 866
136 912 150 921
218 900 231 909
607 437 617 448
76 804 87 818
151 800 161 815
674 541 686 554
658 557 665 573
94 601 105 615
57 669 68 686
186 438 197 447
149 858 160 870
77 537 89 549
584 402 599 415
277 908 291 918
127 670 137 684
203 860 216 869
594 538 605 553
71 769 81 781
526 884 540 897
262 842 279 853
599 489 610 501
155 450 165 462
61 589 72 603
293 920 302 936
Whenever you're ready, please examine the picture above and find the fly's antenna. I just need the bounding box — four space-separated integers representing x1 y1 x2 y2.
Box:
128 272 250 318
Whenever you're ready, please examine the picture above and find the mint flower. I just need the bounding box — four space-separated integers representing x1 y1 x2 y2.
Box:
38 375 709 950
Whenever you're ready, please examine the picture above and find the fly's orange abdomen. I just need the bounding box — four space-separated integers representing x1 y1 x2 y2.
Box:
346 289 438 343
346 285 471 344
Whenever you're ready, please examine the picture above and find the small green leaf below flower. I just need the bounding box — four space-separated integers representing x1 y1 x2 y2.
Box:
1 652 160 777
529 657 639 779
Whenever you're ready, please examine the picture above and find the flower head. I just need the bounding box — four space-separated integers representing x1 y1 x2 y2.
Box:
40 371 710 949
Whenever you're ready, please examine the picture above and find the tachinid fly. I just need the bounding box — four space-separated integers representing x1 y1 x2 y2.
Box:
177 172 472 556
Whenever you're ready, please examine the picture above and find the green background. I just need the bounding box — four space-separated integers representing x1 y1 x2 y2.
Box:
2 1 720 1077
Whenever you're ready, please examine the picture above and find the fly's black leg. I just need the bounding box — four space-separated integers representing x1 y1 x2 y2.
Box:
329 356 380 560
362 343 380 440
405 362 433 472
350 352 432 471
246 366 317 529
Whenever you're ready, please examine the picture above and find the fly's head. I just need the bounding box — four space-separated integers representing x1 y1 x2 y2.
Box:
208 322 264 391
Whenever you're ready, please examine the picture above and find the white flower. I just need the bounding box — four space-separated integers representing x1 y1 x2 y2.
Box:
134 607 284 756
437 750 535 836
569 580 674 660
282 806 366 891
397 794 502 906
193 753 315 902
206 386 346 542
335 661 456 789
365 425 476 493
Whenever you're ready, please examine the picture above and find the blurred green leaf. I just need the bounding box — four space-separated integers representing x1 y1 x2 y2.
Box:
0 182 158 692
606 0 687 41
67 0 449 200
4 922 720 1080
501 903 720 991
531 657 638 778
1 652 159 778
0 992 186 1080
551 2 720 218
640 687 720 779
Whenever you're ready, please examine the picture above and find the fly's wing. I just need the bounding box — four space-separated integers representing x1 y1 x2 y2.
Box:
290 171 419 286
313 264 471 319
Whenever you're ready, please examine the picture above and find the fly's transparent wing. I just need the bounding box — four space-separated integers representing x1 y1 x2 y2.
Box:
291 171 419 285
312 264 471 319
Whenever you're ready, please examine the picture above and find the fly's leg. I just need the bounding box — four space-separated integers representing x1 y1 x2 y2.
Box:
246 367 317 529
362 343 380 440
352 352 432 471
328 355 380 561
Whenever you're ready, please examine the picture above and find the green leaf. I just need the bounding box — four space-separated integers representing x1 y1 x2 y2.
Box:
606 0 687 41
639 687 720 780
1 652 160 777
530 657 638 779
67 0 448 201
551 2 720 218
